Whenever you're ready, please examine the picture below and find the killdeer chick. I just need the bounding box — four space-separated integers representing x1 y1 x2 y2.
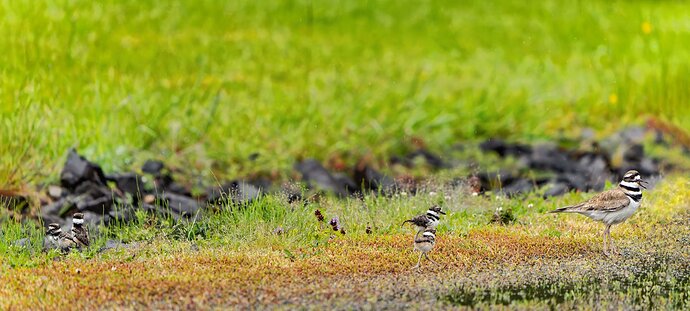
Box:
550 170 647 255
58 227 78 253
70 212 90 249
402 205 446 233
42 223 63 252
412 227 438 270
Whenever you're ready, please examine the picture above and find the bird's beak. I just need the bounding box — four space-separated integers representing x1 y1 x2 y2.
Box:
439 210 447 215
639 180 648 189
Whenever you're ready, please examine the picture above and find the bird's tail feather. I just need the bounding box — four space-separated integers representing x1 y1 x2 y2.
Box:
550 205 577 213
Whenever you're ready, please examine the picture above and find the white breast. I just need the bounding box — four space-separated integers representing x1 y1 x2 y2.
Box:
415 242 434 253
602 197 641 225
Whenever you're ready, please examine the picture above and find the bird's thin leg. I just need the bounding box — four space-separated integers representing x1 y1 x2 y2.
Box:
411 252 423 270
424 253 439 266
608 225 617 254
602 226 608 255
603 224 611 256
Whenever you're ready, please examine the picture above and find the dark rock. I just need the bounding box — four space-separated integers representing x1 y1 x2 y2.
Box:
13 238 31 248
108 173 146 197
142 160 165 175
108 205 137 223
207 180 262 206
619 126 646 143
639 158 659 176
404 149 446 169
163 181 191 197
227 181 261 205
76 195 114 214
158 192 202 217
543 182 570 198
139 203 160 214
249 178 273 192
480 139 531 157
82 210 108 227
353 165 398 194
477 170 517 190
389 155 412 167
528 144 576 173
333 173 358 194
41 198 72 224
60 149 108 190
556 173 588 191
577 154 611 191
295 159 349 196
500 179 533 197
148 173 191 196
73 180 112 200
623 144 645 163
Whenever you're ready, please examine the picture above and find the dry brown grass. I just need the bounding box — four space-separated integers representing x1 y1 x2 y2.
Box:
0 228 596 309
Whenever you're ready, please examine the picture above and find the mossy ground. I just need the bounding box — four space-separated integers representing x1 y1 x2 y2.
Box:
1 177 688 309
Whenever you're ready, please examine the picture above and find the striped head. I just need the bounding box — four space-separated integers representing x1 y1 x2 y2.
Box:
426 205 446 220
46 223 62 236
619 170 646 201
72 213 85 226
620 170 647 189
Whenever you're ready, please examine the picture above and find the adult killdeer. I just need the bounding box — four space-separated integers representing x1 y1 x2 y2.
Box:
412 227 438 270
42 223 63 252
402 205 446 233
550 170 647 255
70 212 90 249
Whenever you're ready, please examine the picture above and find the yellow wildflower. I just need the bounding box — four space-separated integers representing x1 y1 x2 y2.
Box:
641 22 652 34
609 94 618 104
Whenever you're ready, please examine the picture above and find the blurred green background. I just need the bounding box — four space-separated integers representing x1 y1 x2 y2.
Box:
1 0 689 186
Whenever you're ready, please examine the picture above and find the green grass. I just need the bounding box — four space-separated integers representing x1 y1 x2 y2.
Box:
2 0 690 185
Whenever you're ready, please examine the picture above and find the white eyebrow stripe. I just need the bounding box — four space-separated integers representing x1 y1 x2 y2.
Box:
620 181 639 188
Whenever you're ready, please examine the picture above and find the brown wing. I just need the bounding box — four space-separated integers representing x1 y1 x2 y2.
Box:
402 214 429 227
58 232 77 251
73 228 90 247
567 189 630 213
